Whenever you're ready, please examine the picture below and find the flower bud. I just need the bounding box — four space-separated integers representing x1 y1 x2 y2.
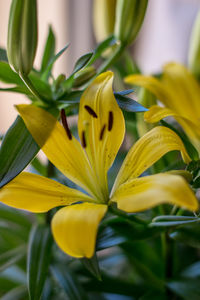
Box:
7 0 38 75
114 0 148 46
93 0 116 43
73 66 96 88
188 10 200 79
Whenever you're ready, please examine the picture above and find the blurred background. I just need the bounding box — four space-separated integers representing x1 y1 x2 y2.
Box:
0 0 200 134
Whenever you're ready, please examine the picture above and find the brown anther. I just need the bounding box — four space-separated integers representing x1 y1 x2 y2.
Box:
108 111 113 131
61 109 72 140
81 131 87 148
99 124 106 140
84 105 98 118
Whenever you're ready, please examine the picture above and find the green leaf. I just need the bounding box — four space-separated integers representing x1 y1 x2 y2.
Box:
41 44 69 81
97 226 126 250
0 116 39 188
50 264 88 300
73 52 93 74
0 203 31 228
0 86 30 95
182 261 200 278
0 245 26 272
104 216 161 241
0 61 23 85
115 93 148 112
151 215 199 228
116 89 134 96
41 26 56 73
81 254 101 280
160 120 199 161
27 224 53 300
31 157 47 177
87 36 116 66
170 223 200 248
29 72 53 101
1 286 27 300
0 48 8 62
167 279 200 300
139 290 167 300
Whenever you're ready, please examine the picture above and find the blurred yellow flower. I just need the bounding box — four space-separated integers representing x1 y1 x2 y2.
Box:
125 63 200 154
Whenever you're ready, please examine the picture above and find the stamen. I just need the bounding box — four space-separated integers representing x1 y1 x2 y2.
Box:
99 124 106 140
61 109 72 140
81 131 87 148
108 111 113 131
84 105 98 118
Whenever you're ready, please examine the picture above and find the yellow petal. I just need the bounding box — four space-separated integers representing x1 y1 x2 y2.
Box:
162 63 200 119
51 202 107 258
145 105 200 154
112 126 191 193
144 105 178 123
111 173 198 212
16 104 98 199
0 172 93 213
78 71 125 200
125 74 171 107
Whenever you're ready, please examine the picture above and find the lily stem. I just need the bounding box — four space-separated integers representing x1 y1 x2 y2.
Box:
97 43 125 74
84 43 126 89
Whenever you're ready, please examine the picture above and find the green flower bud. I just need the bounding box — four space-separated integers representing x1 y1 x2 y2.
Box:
7 0 37 75
73 66 96 88
93 0 116 43
114 0 148 46
188 10 200 79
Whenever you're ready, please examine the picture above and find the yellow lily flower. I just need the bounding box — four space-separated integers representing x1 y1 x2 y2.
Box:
0 71 198 258
125 62 200 154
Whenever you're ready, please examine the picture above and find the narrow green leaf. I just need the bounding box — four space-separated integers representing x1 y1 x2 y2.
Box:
151 216 199 227
81 254 101 280
0 203 31 228
41 44 69 81
150 220 199 227
31 157 47 177
167 279 200 300
87 36 116 66
27 224 53 300
97 226 126 251
0 116 39 188
115 93 148 112
0 61 23 85
170 224 200 248
73 52 93 74
116 89 134 96
0 86 30 95
0 245 26 272
182 261 200 278
0 286 27 300
41 26 56 73
29 71 52 101
51 264 88 300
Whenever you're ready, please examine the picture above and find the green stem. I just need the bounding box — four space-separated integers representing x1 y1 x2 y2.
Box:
97 43 125 74
109 204 148 225
164 232 176 299
83 43 126 89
